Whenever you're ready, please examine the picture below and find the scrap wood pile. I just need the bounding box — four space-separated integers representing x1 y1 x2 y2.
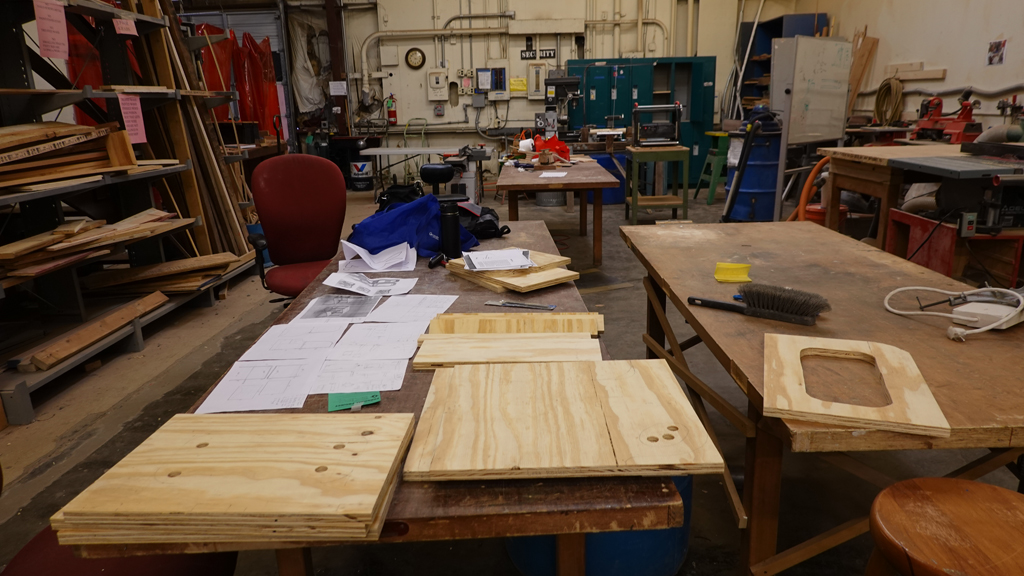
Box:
446 247 580 293
0 123 175 193
80 251 252 295
0 209 194 290
114 0 254 257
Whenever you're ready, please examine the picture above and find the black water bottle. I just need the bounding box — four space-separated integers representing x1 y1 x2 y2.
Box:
439 201 462 260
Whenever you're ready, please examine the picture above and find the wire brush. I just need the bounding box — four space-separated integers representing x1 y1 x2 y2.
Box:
874 77 904 126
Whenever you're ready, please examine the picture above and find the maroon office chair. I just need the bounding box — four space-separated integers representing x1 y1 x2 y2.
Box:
1 461 237 576
248 154 347 298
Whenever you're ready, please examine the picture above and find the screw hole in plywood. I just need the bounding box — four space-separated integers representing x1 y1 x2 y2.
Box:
333 444 346 449
667 426 678 431
361 430 374 436
663 434 674 440
799 348 893 408
647 436 659 442
168 471 181 477
196 443 209 448
315 466 328 473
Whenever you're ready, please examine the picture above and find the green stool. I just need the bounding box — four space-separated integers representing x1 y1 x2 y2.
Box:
624 145 690 226
693 131 729 205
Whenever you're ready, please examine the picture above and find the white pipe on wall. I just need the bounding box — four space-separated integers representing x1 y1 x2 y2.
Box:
686 0 693 55
636 0 644 54
359 27 507 103
585 19 668 56
668 0 676 56
613 0 621 58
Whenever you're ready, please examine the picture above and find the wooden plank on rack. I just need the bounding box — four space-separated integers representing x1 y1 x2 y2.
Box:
53 219 104 236
8 175 103 192
846 29 878 118
0 152 109 175
9 250 111 277
31 292 169 371
0 122 95 151
0 127 115 165
82 252 238 289
0 232 64 259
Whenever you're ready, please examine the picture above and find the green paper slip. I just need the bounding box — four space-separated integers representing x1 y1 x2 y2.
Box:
328 391 381 412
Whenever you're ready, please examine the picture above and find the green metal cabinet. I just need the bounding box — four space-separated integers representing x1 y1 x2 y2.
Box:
566 56 715 186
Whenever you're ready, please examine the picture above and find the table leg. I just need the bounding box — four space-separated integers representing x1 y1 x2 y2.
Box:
875 170 903 249
509 188 519 221
672 160 679 220
579 189 588 237
593 189 603 266
556 533 586 576
824 174 841 231
276 547 313 576
682 155 690 220
742 404 784 571
646 273 667 360
630 158 641 226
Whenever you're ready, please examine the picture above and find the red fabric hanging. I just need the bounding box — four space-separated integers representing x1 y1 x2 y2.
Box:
65 1 140 125
255 36 281 132
197 23 233 122
232 31 258 125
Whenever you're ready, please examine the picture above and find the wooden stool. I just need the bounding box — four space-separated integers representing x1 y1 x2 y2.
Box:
624 145 690 226
693 131 729 205
866 478 1024 576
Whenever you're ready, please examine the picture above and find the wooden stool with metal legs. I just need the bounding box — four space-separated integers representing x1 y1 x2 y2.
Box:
866 477 1024 576
693 131 729 205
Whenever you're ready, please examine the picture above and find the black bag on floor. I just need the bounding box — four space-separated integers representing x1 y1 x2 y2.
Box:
458 202 510 239
375 182 424 213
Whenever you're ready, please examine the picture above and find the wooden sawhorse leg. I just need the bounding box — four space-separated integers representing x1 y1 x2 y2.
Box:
276 547 313 576
556 533 586 576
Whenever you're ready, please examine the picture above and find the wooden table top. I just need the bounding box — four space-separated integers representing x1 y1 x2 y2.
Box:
72 221 681 558
626 145 690 153
621 222 1024 453
818 144 962 167
496 162 619 191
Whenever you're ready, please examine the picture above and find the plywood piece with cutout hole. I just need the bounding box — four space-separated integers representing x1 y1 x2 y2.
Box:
412 334 603 370
447 247 570 277
429 312 604 336
404 360 724 480
763 334 950 437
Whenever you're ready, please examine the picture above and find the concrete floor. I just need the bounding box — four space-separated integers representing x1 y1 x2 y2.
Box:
0 184 1018 575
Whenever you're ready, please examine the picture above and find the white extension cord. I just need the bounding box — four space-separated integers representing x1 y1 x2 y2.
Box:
883 287 1024 342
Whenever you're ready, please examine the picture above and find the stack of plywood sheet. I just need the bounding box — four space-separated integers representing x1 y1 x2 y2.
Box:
0 124 171 192
51 413 415 544
81 252 246 294
446 247 579 293
404 360 725 480
0 209 194 290
428 312 605 336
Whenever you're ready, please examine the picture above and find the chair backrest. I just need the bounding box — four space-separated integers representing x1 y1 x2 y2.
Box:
420 163 455 195
251 155 347 266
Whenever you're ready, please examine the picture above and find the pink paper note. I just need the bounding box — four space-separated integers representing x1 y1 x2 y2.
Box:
112 18 138 36
117 94 147 144
33 0 69 60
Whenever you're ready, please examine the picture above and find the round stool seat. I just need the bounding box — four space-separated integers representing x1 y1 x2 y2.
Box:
420 163 455 185
870 478 1024 576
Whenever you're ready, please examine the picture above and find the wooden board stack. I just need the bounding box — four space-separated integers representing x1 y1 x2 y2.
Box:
0 209 194 290
51 413 415 544
404 360 725 480
81 252 245 294
429 312 605 336
446 247 579 293
413 333 604 369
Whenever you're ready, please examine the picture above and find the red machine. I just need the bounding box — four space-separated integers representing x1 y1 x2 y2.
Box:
910 89 982 144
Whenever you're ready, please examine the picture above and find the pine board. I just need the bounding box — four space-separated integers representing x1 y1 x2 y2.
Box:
446 265 508 293
0 127 114 166
412 334 603 370
429 312 604 335
82 252 238 290
0 122 95 151
0 232 64 259
31 292 169 370
53 413 415 544
8 175 103 192
448 248 571 277
404 360 725 480
762 334 951 437
0 151 109 175
486 267 580 292
418 332 594 345
8 250 110 277
52 219 105 236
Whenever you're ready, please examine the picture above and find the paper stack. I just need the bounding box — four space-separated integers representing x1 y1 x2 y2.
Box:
51 413 415 544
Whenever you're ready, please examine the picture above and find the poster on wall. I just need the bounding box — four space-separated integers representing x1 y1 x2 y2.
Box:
988 40 1006 66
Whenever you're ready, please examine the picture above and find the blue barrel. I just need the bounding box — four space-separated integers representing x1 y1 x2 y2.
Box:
589 153 627 205
505 476 693 576
728 130 781 222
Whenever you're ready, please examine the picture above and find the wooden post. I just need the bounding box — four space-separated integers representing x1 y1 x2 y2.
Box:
275 548 314 576
556 533 586 576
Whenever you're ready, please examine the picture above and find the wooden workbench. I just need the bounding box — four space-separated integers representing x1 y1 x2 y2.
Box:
498 163 619 266
818 145 963 248
73 221 684 576
621 221 1024 576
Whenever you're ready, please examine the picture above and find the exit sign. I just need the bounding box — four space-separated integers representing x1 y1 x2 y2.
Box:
539 49 556 58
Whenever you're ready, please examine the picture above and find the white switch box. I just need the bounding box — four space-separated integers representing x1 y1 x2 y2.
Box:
427 68 448 101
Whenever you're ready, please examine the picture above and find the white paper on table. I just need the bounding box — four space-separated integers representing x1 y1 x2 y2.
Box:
540 172 567 178
239 323 350 361
328 321 429 360
340 240 410 271
338 244 416 273
290 295 381 323
324 273 418 296
463 249 535 271
311 359 408 394
196 359 319 414
364 294 458 323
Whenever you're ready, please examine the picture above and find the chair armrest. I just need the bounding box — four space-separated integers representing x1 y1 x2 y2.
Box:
247 233 269 290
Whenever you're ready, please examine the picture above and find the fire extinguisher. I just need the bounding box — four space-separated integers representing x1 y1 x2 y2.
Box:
385 94 397 126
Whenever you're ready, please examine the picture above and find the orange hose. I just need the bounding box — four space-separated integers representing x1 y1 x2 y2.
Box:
787 157 830 221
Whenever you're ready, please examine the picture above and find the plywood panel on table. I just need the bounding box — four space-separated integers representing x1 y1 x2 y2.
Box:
404 360 724 480
619 222 1024 452
817 145 964 166
429 313 604 335
763 334 951 437
412 334 602 369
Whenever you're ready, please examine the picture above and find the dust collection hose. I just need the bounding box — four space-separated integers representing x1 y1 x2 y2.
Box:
787 157 830 222
721 121 762 222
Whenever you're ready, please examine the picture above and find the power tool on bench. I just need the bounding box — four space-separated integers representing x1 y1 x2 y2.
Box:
910 89 983 144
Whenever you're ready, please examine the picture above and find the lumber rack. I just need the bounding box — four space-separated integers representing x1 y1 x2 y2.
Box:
0 256 255 425
0 162 191 207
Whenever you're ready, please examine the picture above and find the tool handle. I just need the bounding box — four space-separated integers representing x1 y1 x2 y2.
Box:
502 301 556 310
687 297 747 314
